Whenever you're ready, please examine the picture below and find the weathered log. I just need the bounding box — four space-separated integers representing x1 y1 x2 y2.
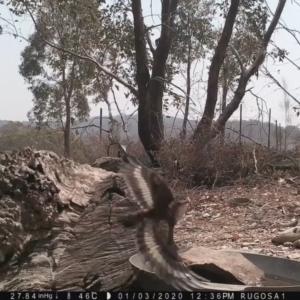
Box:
272 227 300 245
0 148 138 291
91 157 122 173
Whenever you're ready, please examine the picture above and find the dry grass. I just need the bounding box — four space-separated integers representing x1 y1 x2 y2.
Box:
157 136 276 187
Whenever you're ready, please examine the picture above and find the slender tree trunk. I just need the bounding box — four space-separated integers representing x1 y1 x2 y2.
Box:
62 60 76 158
193 0 240 139
284 128 287 151
64 100 71 158
220 84 228 135
192 0 286 140
182 40 192 139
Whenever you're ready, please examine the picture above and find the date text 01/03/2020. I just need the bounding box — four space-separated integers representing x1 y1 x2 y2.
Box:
116 292 289 300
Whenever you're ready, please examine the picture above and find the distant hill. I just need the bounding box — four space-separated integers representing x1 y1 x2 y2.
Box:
1 115 300 149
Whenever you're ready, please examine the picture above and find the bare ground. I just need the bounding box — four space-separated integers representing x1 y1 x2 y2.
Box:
175 178 300 261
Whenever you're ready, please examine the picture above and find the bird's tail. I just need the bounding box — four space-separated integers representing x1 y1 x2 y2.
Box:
118 209 150 227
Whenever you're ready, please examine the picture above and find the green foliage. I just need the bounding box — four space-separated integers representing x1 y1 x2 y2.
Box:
48 0 136 105
2 0 285 157
217 0 269 109
19 15 91 128
16 0 136 106
17 0 135 156
171 0 216 64
163 0 215 110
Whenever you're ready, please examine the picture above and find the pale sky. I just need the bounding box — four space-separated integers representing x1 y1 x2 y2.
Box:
1 1 300 128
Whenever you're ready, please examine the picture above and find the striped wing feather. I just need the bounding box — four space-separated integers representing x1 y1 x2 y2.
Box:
137 219 246 291
118 155 174 210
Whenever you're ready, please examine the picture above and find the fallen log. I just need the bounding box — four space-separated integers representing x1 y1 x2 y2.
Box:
0 148 138 291
272 227 300 246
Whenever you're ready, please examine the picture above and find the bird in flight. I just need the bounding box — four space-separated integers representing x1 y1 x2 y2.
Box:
118 151 189 246
117 149 245 291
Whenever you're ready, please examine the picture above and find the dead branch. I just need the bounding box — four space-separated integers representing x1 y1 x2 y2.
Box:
261 67 300 106
229 45 245 74
111 87 129 140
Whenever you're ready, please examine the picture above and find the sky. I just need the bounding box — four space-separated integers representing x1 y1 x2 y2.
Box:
0 1 300 129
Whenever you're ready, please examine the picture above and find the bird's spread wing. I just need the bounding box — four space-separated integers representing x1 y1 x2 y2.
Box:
136 219 246 291
118 155 159 210
136 219 208 290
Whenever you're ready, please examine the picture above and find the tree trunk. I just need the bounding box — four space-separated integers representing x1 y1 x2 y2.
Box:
62 60 76 159
64 100 71 158
216 78 247 132
0 148 137 291
215 0 286 133
131 0 154 163
194 0 286 140
193 0 240 139
132 0 179 166
182 40 192 139
220 84 228 135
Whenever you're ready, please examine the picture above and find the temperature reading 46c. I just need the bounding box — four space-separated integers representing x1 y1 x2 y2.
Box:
74 292 98 300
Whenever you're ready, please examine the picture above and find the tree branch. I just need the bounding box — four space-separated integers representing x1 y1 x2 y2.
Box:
131 0 150 96
157 0 178 57
261 67 300 106
216 0 287 130
195 0 240 133
144 25 156 56
152 76 196 106
244 0 286 80
24 4 138 98
229 45 245 74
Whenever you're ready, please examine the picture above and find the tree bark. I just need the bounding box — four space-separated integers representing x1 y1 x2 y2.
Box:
132 0 178 166
182 39 192 139
0 148 137 291
64 101 71 158
62 60 76 159
220 84 228 136
193 0 240 139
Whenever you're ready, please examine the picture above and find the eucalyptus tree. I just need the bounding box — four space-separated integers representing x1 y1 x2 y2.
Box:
2 0 288 163
217 4 265 134
194 0 287 139
18 0 134 158
16 0 177 165
19 2 92 157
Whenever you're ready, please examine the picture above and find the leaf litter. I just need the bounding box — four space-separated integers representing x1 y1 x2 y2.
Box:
174 179 300 261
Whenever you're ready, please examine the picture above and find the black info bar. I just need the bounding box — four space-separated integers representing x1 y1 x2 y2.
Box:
2 292 299 300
